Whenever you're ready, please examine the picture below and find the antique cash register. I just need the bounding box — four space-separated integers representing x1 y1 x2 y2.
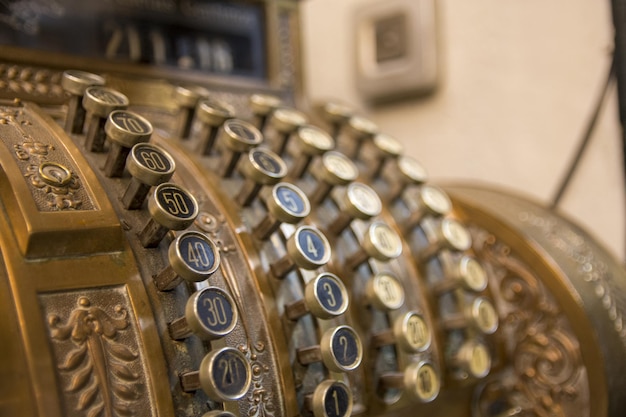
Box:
0 1 625 417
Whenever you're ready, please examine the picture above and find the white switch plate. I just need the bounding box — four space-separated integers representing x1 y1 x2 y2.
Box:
355 0 440 103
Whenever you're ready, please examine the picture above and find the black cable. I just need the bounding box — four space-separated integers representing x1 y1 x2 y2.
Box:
550 55 616 210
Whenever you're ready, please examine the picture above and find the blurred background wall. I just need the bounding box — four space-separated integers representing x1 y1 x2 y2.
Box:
300 0 626 262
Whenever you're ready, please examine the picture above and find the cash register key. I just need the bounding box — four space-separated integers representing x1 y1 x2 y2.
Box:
380 362 440 403
180 347 252 402
102 110 153 177
432 254 489 294
372 311 431 353
249 93 282 130
153 231 221 291
216 119 263 178
196 97 236 155
297 325 363 373
269 107 308 155
450 340 492 380
253 183 311 241
174 84 210 138
138 183 199 248
386 155 428 202
346 221 403 270
326 182 382 236
394 311 432 353
290 125 335 178
317 101 354 138
442 297 499 335
342 115 378 158
367 133 404 178
82 86 129 153
365 272 405 311
285 272 349 320
309 151 359 205
418 218 473 263
270 226 331 279
62 70 105 134
236 147 287 206
168 287 237 340
308 380 353 417
122 143 176 210
400 185 452 233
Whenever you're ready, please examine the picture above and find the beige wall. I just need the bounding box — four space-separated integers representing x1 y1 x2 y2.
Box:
301 0 626 262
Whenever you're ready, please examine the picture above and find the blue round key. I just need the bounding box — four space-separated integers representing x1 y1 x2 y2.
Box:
312 380 353 417
305 273 348 319
321 325 362 372
296 227 329 264
169 231 220 283
275 184 308 216
199 347 252 402
185 287 237 340
155 184 197 220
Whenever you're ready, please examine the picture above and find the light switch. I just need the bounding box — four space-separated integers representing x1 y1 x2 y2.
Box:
355 0 440 103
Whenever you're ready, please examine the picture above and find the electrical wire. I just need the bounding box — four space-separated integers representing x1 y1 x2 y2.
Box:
550 55 616 210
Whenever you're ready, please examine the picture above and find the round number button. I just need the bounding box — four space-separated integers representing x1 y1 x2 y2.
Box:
365 221 403 261
153 183 199 225
404 362 440 403
171 231 221 281
129 143 176 184
366 273 405 311
185 287 237 340
305 273 349 319
459 256 489 292
275 183 311 219
290 226 332 269
394 311 431 353
312 380 353 417
199 347 252 402
320 325 363 372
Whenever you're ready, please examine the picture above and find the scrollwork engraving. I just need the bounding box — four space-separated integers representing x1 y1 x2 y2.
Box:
473 232 588 417
42 289 153 417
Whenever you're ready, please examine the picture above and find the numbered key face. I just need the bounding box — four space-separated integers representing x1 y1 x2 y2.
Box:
366 273 405 311
397 156 428 185
321 151 359 183
199 347 252 402
459 256 488 292
129 143 176 185
366 222 403 261
298 125 335 153
404 362 440 403
249 148 287 179
84 86 129 116
186 287 237 339
326 326 362 372
395 312 431 353
223 119 263 150
106 110 153 146
461 341 491 379
346 182 382 219
274 183 310 218
154 183 199 224
440 218 472 252
170 231 220 282
312 380 353 417
306 273 349 319
471 297 499 335
291 226 331 269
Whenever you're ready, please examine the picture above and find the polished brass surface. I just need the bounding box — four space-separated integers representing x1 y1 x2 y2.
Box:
0 2 625 417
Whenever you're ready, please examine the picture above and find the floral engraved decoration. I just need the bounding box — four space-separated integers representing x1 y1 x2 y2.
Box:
47 296 145 417
243 341 275 417
0 105 90 210
473 231 588 417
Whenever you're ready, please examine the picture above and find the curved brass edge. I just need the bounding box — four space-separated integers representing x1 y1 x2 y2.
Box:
154 135 297 417
0 187 175 417
0 102 123 258
0 251 37 417
445 184 626 417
